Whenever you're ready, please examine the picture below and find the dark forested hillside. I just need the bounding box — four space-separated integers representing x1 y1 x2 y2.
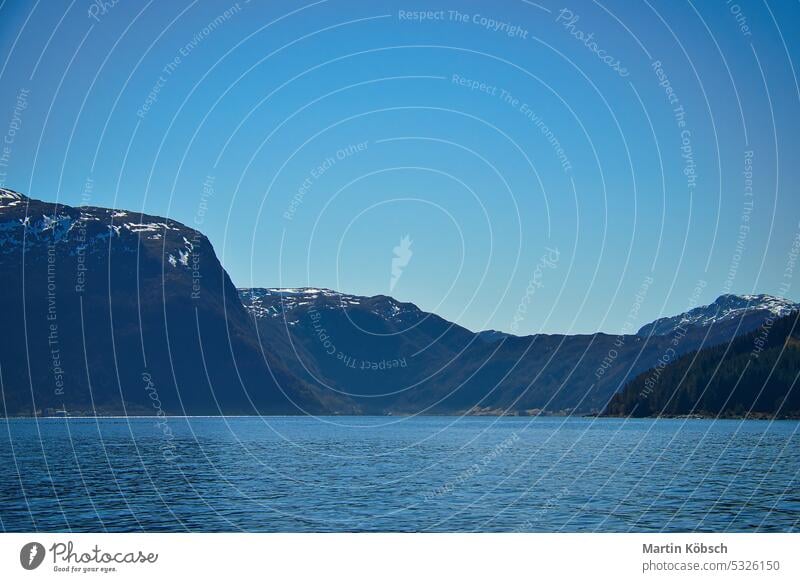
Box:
604 312 800 418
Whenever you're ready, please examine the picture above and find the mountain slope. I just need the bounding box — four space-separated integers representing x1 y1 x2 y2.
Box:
0 189 344 416
3 189 793 417
637 294 798 343
240 287 793 415
605 312 800 418
239 287 477 413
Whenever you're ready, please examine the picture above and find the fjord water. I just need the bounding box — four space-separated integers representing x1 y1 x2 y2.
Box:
1 416 797 532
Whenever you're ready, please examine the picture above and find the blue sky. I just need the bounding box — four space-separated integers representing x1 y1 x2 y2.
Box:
1 0 798 334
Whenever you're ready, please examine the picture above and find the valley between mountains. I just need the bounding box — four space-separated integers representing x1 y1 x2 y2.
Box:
2 189 798 418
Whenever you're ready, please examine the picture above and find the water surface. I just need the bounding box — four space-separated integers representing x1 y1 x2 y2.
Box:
1 416 797 532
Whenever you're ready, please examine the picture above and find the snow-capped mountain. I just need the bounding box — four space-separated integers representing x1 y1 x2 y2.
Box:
637 294 798 338
607 311 800 418
1 187 195 264
240 288 800 415
0 189 342 416
4 189 796 417
239 287 422 324
238 286 477 412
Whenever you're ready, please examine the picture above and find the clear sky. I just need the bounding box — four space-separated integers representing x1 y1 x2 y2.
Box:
1 0 798 335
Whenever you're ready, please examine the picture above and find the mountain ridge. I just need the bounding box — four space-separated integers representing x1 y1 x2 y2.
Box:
241 285 799 342
238 286 797 415
637 293 798 338
3 189 797 417
0 188 350 417
605 311 800 418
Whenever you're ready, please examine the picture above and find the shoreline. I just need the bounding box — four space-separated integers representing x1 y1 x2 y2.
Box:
3 413 799 421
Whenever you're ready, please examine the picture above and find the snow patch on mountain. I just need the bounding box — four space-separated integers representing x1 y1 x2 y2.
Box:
238 287 421 322
637 294 799 337
0 187 26 207
0 191 201 271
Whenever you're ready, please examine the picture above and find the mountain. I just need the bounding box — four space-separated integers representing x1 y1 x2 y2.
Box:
240 287 795 415
238 287 477 413
637 294 798 342
604 312 800 418
3 189 794 417
0 188 345 416
476 330 512 343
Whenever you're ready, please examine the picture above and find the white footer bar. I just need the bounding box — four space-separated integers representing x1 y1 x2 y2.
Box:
1 533 797 581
